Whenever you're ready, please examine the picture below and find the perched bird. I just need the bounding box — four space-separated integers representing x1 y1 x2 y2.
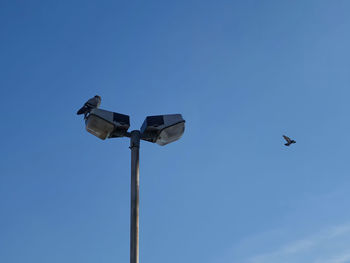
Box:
77 95 101 118
283 135 296 146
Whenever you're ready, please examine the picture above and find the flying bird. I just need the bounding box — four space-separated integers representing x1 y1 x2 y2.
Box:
283 135 296 146
77 95 101 118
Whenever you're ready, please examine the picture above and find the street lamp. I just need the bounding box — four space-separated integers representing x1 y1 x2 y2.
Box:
82 108 185 263
140 114 185 146
85 108 130 139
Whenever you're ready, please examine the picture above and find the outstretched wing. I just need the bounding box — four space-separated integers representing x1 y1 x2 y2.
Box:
283 135 291 143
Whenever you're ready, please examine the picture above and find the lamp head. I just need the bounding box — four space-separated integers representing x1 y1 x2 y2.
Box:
140 114 185 146
85 108 130 140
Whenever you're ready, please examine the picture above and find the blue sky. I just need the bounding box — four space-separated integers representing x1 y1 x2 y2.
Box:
1 1 350 262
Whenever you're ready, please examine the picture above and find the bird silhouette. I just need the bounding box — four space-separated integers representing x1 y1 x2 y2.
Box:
283 135 296 146
77 95 101 118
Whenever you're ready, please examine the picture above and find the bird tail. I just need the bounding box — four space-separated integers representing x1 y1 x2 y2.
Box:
77 106 88 115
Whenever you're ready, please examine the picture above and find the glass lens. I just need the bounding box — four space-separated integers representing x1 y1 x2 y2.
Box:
156 122 185 146
85 115 114 140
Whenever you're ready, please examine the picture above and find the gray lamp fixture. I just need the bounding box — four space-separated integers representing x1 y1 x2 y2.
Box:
140 114 185 145
85 108 130 140
81 107 185 263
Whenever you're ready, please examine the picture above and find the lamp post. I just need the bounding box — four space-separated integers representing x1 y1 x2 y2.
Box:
129 130 140 263
82 108 185 263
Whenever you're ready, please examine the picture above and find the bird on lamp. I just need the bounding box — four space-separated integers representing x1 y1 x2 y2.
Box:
77 95 101 118
283 135 296 146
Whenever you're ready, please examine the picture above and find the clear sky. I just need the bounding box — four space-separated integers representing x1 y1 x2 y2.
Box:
1 1 350 262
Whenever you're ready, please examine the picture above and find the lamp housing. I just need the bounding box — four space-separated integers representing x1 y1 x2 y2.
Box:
140 114 185 146
85 108 130 140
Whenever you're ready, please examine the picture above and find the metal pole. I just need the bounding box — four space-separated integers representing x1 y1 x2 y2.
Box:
129 130 140 263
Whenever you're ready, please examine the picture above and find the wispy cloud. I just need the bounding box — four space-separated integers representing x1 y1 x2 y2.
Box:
316 253 350 263
244 223 350 263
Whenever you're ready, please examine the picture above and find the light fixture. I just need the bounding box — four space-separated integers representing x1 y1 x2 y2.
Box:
85 108 130 140
80 106 185 263
140 114 185 146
